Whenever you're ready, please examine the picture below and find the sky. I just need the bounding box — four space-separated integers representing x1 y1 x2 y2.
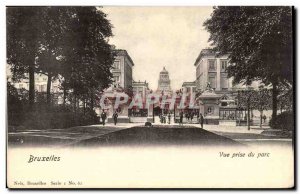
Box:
101 6 213 90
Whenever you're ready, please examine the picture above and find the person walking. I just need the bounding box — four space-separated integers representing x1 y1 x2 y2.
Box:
168 112 171 124
263 115 267 123
185 113 189 123
190 112 194 123
101 110 107 126
199 113 204 129
112 111 118 125
179 111 184 126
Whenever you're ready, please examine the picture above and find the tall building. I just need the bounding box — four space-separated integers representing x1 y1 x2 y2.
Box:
194 49 262 126
194 49 233 93
109 49 134 91
157 67 172 95
99 49 135 123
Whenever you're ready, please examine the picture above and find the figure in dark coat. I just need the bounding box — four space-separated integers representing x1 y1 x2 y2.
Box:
199 113 204 129
101 111 107 126
179 111 184 125
113 111 118 125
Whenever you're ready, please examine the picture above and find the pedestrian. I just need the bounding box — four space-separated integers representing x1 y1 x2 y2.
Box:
263 114 267 123
101 110 107 126
199 113 204 129
179 111 184 126
191 112 194 122
112 111 118 125
168 112 171 124
186 113 189 123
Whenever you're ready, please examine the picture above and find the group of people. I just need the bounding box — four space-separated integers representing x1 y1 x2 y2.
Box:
178 111 204 129
101 110 205 129
101 110 119 126
159 112 172 124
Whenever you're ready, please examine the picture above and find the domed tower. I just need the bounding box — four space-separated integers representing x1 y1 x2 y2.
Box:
157 67 172 95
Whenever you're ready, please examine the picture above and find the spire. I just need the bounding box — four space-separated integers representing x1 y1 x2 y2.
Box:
161 66 168 73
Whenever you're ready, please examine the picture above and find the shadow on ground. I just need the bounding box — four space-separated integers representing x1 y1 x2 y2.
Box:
73 125 244 147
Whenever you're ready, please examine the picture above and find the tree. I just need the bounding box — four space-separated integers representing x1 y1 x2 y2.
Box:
204 6 293 123
8 7 115 109
7 7 45 107
237 87 272 130
59 7 114 111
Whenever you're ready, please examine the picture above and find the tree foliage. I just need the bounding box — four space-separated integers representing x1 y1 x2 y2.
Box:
204 6 293 122
7 7 114 106
7 7 115 128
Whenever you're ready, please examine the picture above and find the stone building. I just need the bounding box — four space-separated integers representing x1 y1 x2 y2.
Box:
109 49 134 91
100 49 135 123
130 80 153 123
181 81 196 96
157 67 172 95
194 48 261 125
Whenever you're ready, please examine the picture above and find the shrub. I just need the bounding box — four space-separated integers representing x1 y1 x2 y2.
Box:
269 111 294 131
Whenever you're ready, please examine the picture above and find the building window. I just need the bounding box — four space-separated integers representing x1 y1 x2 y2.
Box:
207 106 214 114
208 60 216 71
113 61 120 69
208 76 216 89
221 74 228 90
113 76 120 83
221 60 227 71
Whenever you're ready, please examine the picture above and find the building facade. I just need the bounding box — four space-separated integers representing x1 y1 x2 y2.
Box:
100 49 135 123
194 49 234 93
109 49 134 91
157 67 172 95
194 49 261 125
129 80 153 122
181 81 196 96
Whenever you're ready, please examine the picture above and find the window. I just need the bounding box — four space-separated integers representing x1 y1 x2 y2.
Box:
113 61 120 69
208 76 216 89
221 102 228 107
208 60 216 71
221 60 227 71
221 74 228 90
207 106 214 114
113 76 120 83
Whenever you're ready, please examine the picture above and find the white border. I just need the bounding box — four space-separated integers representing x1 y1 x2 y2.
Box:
1 1 298 194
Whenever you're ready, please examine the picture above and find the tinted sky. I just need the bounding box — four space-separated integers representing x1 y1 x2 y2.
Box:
102 6 213 90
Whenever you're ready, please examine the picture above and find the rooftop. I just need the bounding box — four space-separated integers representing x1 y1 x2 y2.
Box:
160 66 168 74
113 49 135 66
194 48 216 66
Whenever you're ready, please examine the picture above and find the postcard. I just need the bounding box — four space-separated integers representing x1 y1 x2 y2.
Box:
6 6 294 189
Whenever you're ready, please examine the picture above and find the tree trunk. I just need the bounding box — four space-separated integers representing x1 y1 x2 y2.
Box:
63 87 67 106
272 81 278 123
46 73 52 105
247 96 250 131
90 92 94 111
29 65 35 108
83 99 86 115
260 109 263 129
